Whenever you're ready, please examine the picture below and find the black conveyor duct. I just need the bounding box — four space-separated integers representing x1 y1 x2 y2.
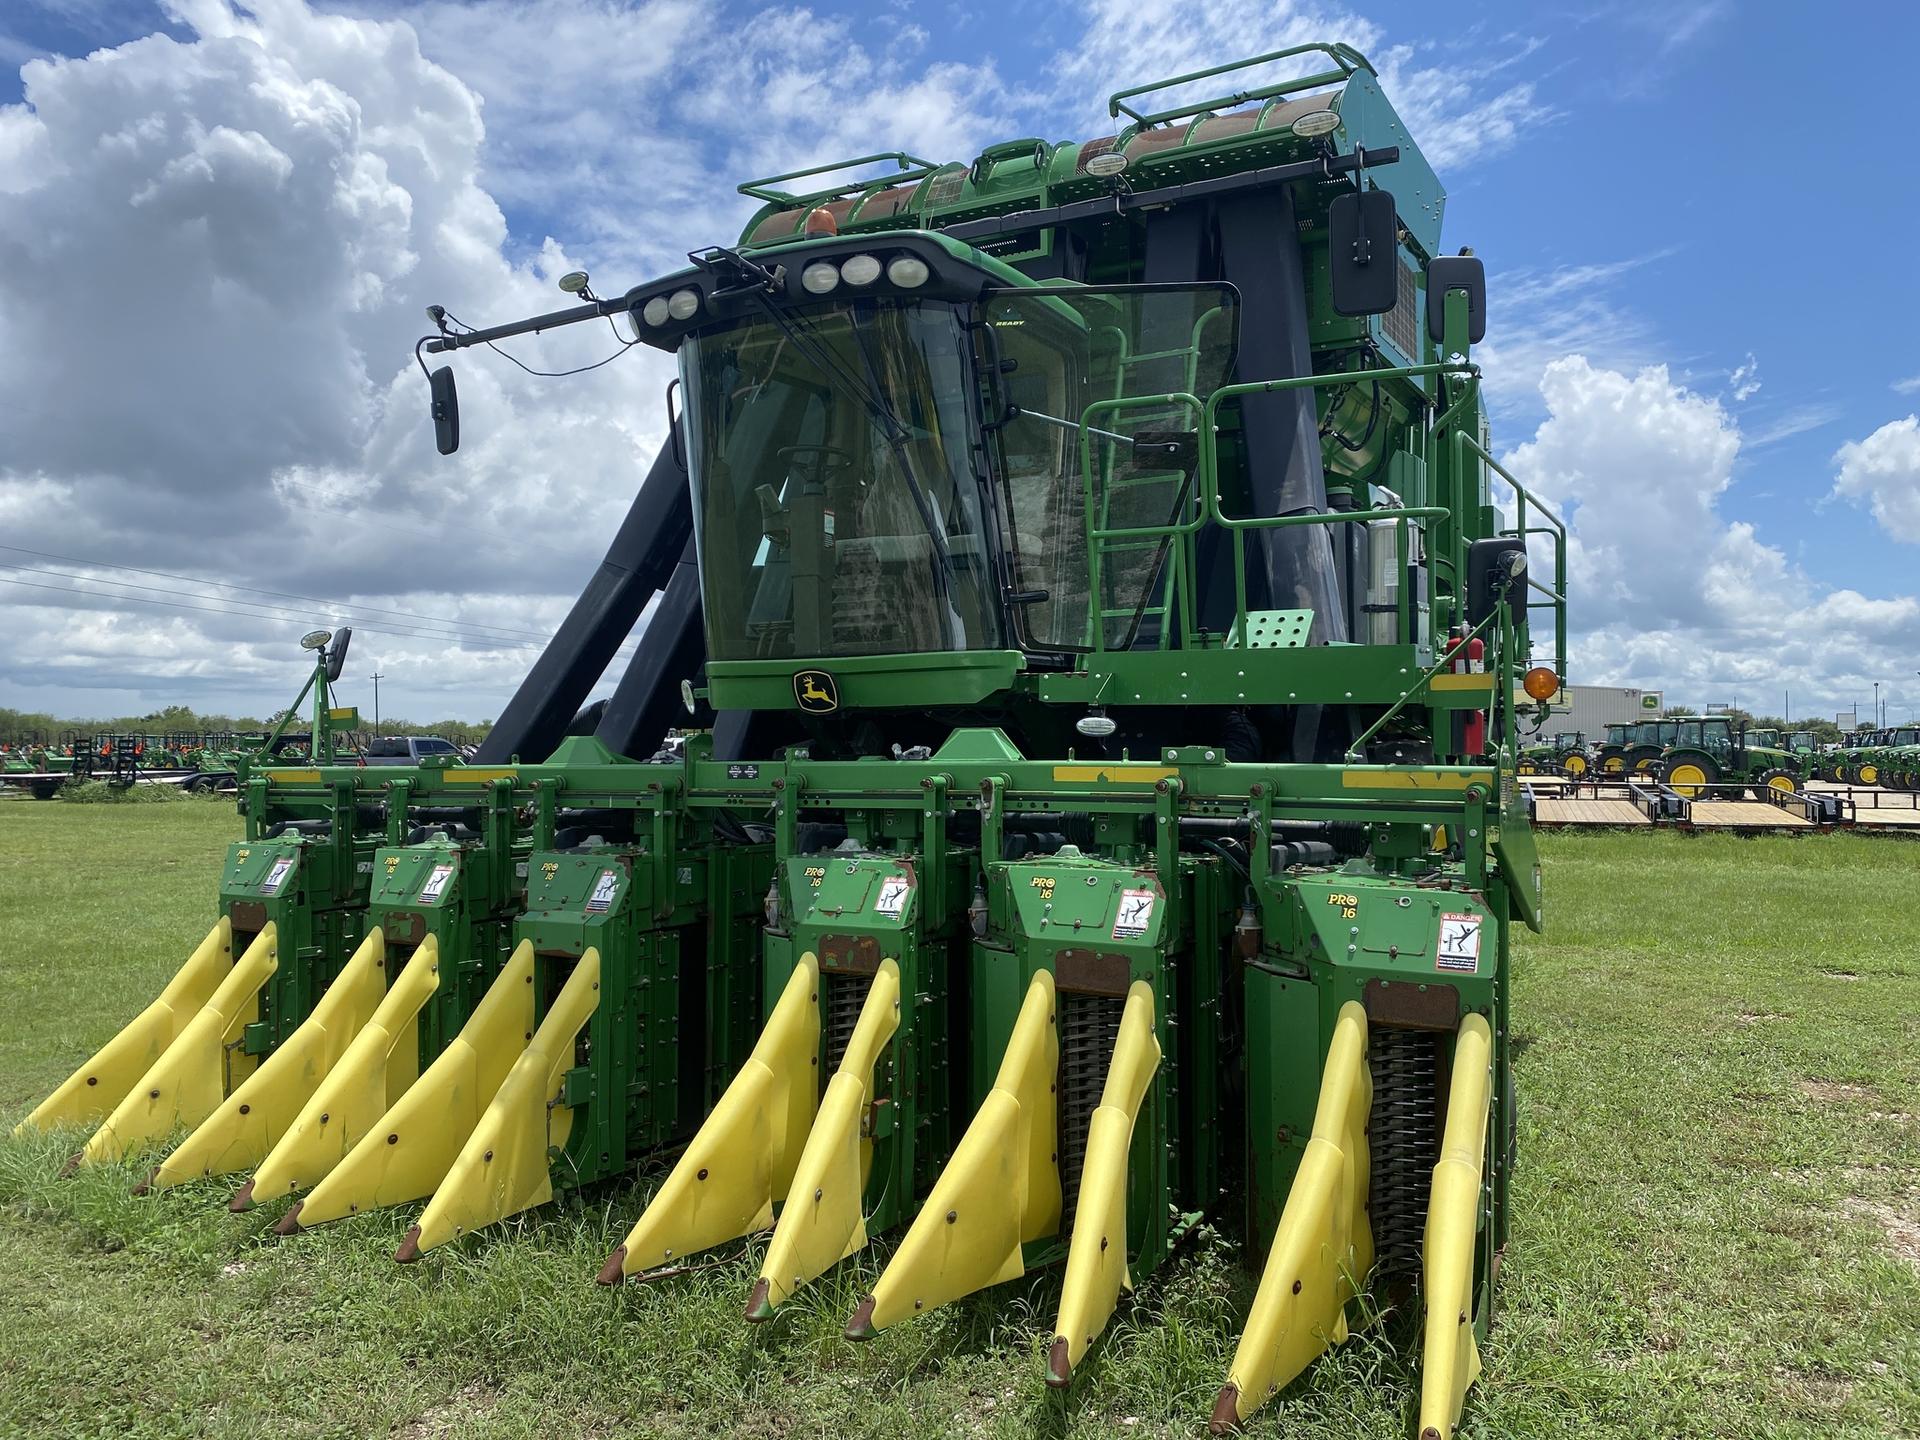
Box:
1214 186 1347 643
592 541 705 759
476 439 692 764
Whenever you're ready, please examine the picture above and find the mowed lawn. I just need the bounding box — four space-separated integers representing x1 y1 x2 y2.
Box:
0 801 1916 1440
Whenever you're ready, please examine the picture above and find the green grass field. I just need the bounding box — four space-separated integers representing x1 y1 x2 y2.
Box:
1 803 1916 1440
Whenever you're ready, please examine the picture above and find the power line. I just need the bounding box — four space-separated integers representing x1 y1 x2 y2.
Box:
0 542 559 644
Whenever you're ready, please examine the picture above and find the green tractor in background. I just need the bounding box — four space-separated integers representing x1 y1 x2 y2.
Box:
1615 719 1681 776
1516 730 1587 778
1856 726 1920 789
1593 721 1635 775
1655 717 1805 800
1826 729 1886 785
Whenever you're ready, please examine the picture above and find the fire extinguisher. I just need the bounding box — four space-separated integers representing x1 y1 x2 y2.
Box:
1446 628 1488 761
1463 636 1486 757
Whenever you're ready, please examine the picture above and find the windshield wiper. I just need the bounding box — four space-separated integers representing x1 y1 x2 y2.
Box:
749 295 962 638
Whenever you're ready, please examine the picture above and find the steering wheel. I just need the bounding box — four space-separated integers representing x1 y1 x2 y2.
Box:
776 443 855 482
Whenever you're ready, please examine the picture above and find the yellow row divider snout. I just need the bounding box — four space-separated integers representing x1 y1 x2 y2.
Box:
78 923 280 1169
599 953 822 1284
746 957 901 1320
1212 1000 1373 1434
17 917 234 1140
142 930 388 1195
846 968 1061 1339
396 945 602 1262
240 934 439 1211
278 939 538 1237
1417 1013 1493 1440
1048 980 1161 1387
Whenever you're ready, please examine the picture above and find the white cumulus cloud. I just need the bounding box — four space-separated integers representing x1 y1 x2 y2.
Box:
1502 359 1920 716
1832 416 1920 545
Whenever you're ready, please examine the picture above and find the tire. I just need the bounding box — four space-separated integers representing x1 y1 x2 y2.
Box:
1517 758 1539 776
1663 751 1719 799
1562 753 1589 779
1858 760 1881 787
1752 768 1800 800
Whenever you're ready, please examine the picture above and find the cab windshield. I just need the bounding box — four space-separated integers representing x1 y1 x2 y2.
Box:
682 299 997 662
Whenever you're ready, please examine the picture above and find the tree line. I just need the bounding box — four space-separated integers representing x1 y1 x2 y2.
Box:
0 704 492 748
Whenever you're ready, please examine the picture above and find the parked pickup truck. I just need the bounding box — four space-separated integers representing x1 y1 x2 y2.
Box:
358 736 464 765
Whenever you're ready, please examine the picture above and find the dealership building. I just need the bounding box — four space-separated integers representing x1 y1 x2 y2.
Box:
1537 685 1665 740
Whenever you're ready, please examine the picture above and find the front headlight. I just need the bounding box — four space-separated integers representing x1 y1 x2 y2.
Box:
800 261 841 295
886 256 930 289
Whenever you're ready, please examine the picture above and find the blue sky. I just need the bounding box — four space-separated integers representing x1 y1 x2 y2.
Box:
2 0 1918 725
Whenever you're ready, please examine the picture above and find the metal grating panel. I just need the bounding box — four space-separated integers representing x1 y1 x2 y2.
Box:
1381 258 1420 362
1226 608 1314 649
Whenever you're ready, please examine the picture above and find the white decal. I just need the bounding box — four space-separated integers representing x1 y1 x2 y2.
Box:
259 856 294 896
586 868 621 913
418 863 455 904
1113 889 1156 940
1437 913 1483 972
874 875 913 919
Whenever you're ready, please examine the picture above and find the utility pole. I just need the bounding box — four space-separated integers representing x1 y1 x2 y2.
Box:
1874 680 1881 728
369 671 386 735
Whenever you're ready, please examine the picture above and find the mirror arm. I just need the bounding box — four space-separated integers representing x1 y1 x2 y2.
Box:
422 295 632 354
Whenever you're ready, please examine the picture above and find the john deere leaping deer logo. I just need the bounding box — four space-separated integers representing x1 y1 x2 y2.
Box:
793 670 839 714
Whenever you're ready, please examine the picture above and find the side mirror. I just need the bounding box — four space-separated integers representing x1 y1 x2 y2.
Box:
1328 190 1399 317
325 627 353 682
1426 255 1487 345
430 366 460 454
1465 537 1525 627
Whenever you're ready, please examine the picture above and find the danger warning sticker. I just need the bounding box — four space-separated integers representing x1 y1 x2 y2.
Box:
1113 888 1156 940
585 868 621 913
259 856 294 896
418 863 455 904
874 875 913 919
1436 912 1483 972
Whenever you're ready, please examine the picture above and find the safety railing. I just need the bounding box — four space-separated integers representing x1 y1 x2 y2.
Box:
736 152 940 207
1195 362 1470 651
1453 431 1568 683
1076 391 1210 651
1063 355 1566 752
1106 44 1373 128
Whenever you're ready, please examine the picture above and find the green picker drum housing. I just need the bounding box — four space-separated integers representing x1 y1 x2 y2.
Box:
19 44 1568 1437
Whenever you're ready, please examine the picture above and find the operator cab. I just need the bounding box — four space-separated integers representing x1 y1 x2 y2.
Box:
646 238 1237 671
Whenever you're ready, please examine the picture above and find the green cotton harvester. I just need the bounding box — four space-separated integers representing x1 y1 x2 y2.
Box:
19 44 1569 1437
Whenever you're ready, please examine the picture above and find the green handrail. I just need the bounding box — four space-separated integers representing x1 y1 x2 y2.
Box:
1344 606 1503 763
1452 430 1569 679
1106 44 1374 127
1197 362 1471 647
737 152 939 205
1074 392 1207 651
